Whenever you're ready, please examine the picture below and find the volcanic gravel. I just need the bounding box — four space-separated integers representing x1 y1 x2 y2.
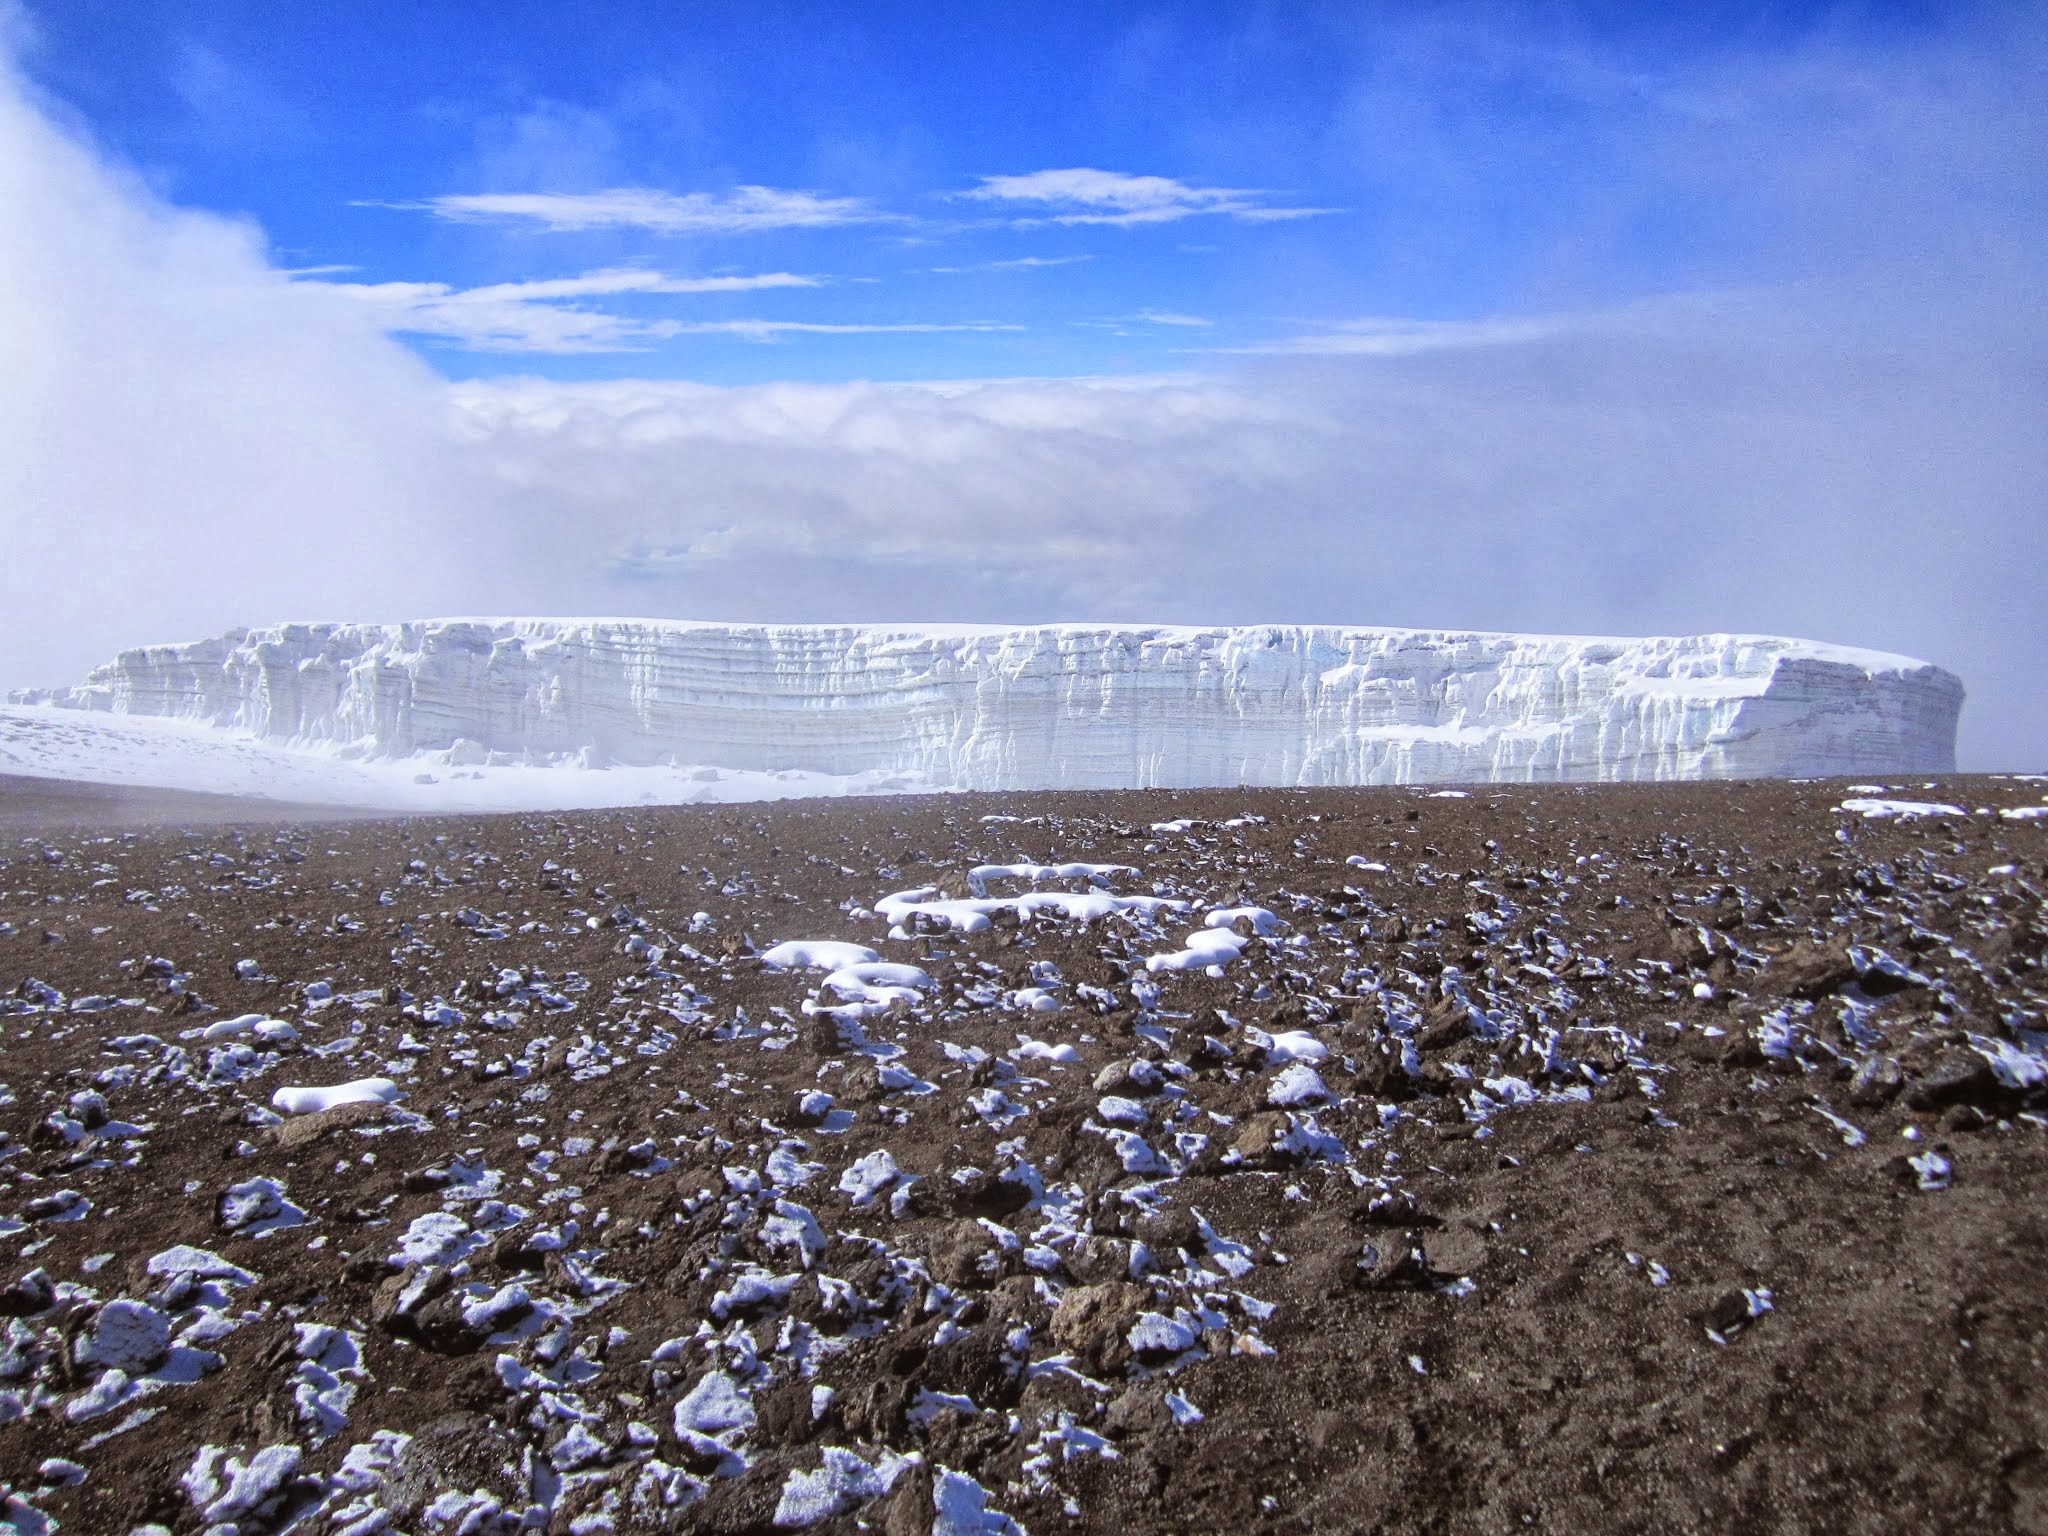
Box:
0 775 2045 1536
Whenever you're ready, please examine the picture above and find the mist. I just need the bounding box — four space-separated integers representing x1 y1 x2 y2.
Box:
2 21 2042 769
0 45 484 687
444 316 2043 769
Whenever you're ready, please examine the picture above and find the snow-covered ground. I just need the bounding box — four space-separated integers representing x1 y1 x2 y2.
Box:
0 705 931 811
6 618 1965 809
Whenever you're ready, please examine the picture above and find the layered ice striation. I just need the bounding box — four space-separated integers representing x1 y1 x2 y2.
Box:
16 619 1963 786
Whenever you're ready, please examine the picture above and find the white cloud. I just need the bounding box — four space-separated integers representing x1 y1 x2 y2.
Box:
963 168 1338 226
0 43 483 692
928 254 1094 274
1073 309 1216 335
655 319 1023 342
399 186 885 234
322 268 826 353
451 270 821 302
435 322 2044 769
314 268 1020 353
1222 312 1581 355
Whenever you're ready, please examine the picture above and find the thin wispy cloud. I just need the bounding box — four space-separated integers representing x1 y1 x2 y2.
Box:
658 318 1023 343
1072 309 1215 335
962 168 1338 227
927 254 1093 274
322 268 828 353
464 271 821 301
391 186 886 234
1220 296 1766 357
320 268 1016 353
1223 313 1572 356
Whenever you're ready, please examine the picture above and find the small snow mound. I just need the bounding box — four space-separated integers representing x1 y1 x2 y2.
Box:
270 1079 402 1115
763 940 883 971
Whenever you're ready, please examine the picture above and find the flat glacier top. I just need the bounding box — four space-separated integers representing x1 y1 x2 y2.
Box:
119 617 1946 678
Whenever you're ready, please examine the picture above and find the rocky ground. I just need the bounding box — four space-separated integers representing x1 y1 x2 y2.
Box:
0 774 2044 1535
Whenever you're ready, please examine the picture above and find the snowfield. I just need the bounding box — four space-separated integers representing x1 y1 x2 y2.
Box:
0 703 931 812
7 618 1963 810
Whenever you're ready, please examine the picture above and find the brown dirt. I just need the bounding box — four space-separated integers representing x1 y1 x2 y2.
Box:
0 775 2044 1534
0 774 377 836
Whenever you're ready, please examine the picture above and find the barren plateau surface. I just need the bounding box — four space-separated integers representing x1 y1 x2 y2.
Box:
0 775 2044 1535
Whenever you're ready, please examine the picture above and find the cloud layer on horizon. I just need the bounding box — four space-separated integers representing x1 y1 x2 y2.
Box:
435 337 2039 773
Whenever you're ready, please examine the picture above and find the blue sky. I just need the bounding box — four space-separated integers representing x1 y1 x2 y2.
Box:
18 0 2024 383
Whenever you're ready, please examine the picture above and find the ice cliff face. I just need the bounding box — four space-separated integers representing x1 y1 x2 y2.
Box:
17 620 1963 786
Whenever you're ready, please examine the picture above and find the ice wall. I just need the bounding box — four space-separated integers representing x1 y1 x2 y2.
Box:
15 620 1964 786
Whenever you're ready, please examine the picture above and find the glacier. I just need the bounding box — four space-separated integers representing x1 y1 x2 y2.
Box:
6 619 1963 804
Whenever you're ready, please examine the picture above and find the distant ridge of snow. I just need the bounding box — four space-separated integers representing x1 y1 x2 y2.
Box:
9 619 1963 801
